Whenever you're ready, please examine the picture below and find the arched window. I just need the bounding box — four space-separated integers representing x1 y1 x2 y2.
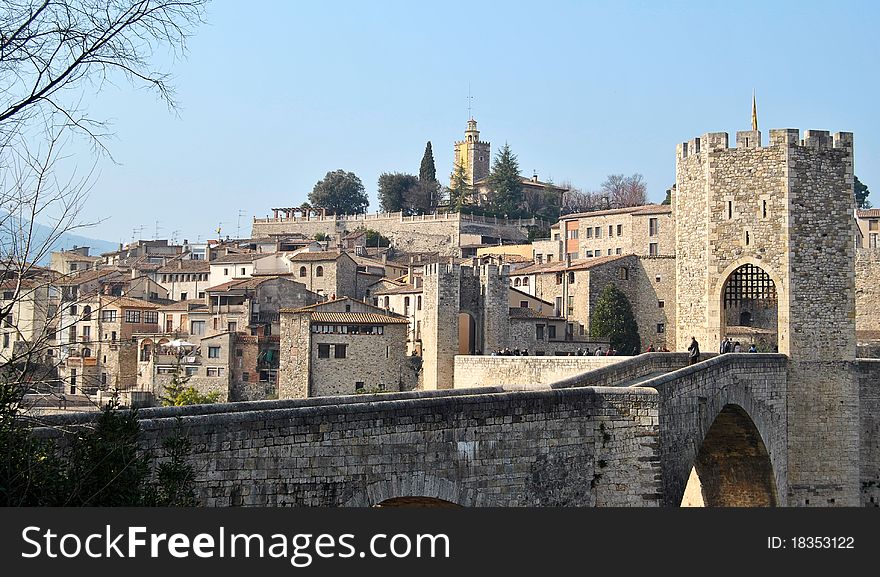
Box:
299 266 307 277
384 296 390 309
523 277 530 287
316 266 324 277
82 347 91 358
514 278 522 287
82 305 91 320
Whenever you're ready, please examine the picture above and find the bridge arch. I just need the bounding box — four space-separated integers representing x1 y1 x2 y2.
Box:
343 474 480 507
681 403 778 506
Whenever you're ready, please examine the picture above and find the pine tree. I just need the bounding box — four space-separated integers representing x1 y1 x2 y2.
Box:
447 163 472 212
488 143 524 218
855 175 871 209
589 284 641 355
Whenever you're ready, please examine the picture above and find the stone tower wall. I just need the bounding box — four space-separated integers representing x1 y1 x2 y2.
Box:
479 264 510 354
421 263 462 389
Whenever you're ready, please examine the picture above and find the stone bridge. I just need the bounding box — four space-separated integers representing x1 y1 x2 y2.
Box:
36 353 879 507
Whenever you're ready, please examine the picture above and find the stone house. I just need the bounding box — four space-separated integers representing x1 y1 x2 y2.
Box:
57 295 159 394
253 249 359 300
49 246 101 275
553 204 674 260
153 257 211 301
278 297 414 398
0 275 55 364
207 252 258 287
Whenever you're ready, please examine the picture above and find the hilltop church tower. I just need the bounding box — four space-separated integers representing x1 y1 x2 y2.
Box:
453 119 490 186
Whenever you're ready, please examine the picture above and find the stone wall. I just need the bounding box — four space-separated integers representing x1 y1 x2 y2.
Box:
277 313 310 398
631 257 676 351
630 211 675 256
453 355 625 389
855 248 880 336
38 385 661 507
421 264 463 389
856 359 880 507
251 213 533 257
309 324 410 396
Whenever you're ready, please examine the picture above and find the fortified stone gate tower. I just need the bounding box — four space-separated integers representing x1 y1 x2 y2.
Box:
675 127 859 505
421 262 510 390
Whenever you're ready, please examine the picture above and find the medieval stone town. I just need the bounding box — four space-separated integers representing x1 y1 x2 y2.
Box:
5 112 880 508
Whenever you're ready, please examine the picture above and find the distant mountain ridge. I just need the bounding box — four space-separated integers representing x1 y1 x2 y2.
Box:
1 216 118 265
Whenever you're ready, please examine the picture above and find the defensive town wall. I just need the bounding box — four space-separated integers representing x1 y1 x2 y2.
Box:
251 212 540 256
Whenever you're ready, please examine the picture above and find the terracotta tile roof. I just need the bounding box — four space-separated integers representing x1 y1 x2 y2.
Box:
281 296 394 316
513 254 630 275
157 259 210 273
286 251 346 262
560 203 671 220
98 295 159 309
857 209 880 218
310 312 410 324
372 284 422 296
205 276 279 292
508 307 563 320
209 252 260 264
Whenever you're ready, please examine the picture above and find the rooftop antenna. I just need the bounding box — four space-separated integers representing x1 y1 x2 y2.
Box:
467 84 474 120
215 222 223 238
154 220 162 240
171 230 180 245
131 225 145 243
237 209 247 239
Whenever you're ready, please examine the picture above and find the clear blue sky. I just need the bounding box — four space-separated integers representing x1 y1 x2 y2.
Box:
70 0 879 245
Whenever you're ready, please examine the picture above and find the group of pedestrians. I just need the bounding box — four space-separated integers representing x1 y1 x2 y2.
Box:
689 335 761 365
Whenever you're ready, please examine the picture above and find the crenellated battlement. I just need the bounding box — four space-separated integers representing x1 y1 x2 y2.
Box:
678 128 854 159
454 139 490 147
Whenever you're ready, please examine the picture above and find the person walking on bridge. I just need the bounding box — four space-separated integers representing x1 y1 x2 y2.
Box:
688 336 700 365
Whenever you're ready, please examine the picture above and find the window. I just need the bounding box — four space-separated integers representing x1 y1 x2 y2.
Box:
315 266 324 277
70 263 78 272
762 200 768 219
658 300 665 308
355 381 365 391
213 317 220 330
585 228 592 238
553 233 560 241
618 266 629 280
585 251 593 257
318 344 331 358
185 366 199 376
594 226 600 238
608 225 613 237
81 326 90 340
727 201 733 219
190 320 205 335
198 292 205 299
607 249 612 256
82 306 92 320
417 296 422 310
242 372 249 382
536 324 544 341
111 331 117 342
871 233 879 249
567 252 578 260
3 313 13 327
655 275 661 283
2 333 8 348
162 275 167 283
240 267 246 276
236 348 243 357
649 218 659 236
82 347 91 357
2 291 12 300
567 229 579 239
616 224 622 236
70 369 77 394
523 277 530 287
144 311 158 324
548 325 557 340
207 367 223 377
568 271 575 284
520 300 529 308
334 344 347 358
744 230 750 246
208 346 220 358
124 310 141 323
228 321 237 332
223 268 229 276
615 248 622 255
656 323 665 334
555 297 562 316
404 296 410 313
535 254 543 264
299 266 307 277
555 273 563 285
514 278 522 287
649 243 659 256
180 292 187 301
69 305 78 315
871 220 879 231
567 296 574 316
